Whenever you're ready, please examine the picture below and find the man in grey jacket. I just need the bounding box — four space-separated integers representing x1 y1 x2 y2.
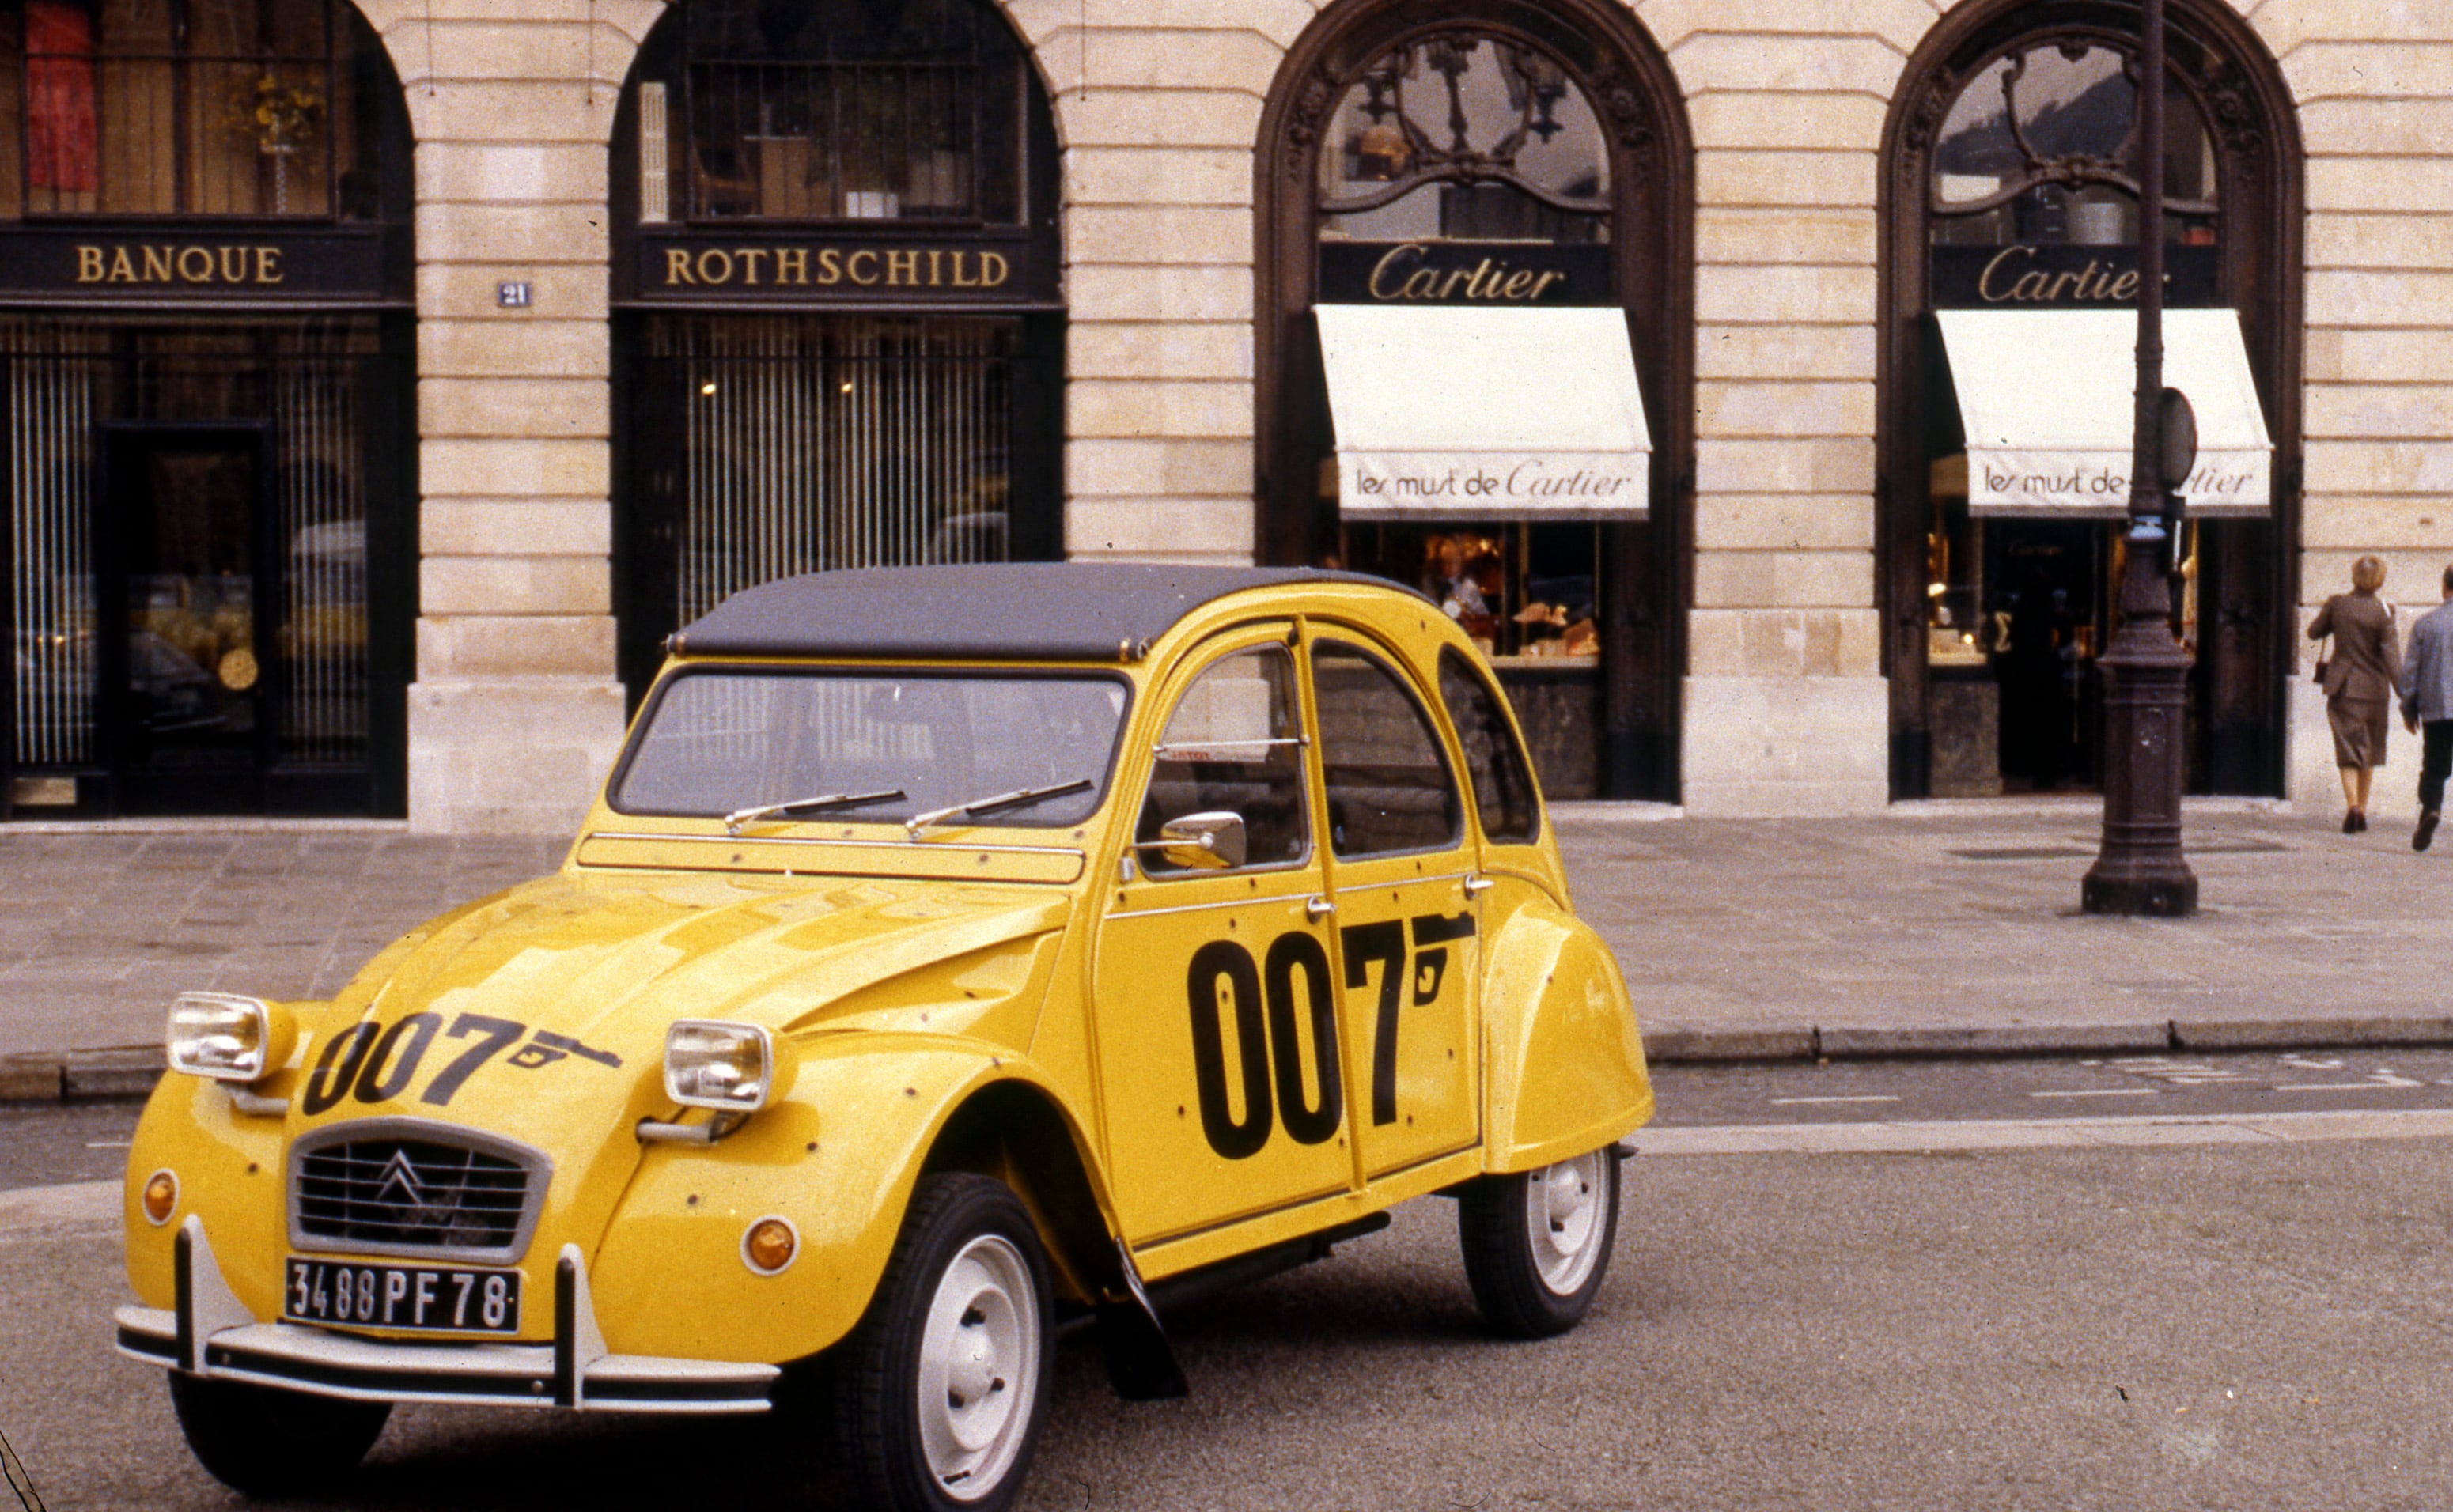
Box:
2398 561 2453 851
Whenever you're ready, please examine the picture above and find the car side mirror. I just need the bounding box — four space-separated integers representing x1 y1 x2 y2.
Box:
1134 810 1247 871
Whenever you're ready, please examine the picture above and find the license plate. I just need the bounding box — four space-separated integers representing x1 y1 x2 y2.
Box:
284 1257 521 1335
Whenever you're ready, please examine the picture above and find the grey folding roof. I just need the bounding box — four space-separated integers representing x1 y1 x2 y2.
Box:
668 563 1417 663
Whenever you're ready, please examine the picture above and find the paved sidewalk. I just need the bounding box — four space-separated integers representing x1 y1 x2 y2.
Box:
0 799 2440 1098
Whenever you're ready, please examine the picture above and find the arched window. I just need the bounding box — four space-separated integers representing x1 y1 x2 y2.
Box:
637 0 1028 225
1879 2 2301 800
0 0 399 220
1257 0 1690 802
610 0 1062 704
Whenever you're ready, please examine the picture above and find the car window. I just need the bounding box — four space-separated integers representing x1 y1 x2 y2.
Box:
1138 644 1310 875
1438 648 1542 845
1312 641 1462 858
611 667 1129 826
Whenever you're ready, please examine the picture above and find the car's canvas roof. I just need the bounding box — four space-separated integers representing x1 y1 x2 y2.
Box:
668 563 1418 663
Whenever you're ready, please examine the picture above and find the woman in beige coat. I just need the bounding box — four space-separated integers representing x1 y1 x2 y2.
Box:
2308 554 2401 832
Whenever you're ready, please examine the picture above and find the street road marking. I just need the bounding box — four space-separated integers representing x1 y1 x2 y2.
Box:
2030 1088 2157 1098
80 1140 130 1149
1770 1095 1902 1106
1625 1108 2453 1157
0 1181 115 1233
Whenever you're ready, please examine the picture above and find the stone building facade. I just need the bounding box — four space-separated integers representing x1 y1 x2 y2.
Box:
0 0 2440 833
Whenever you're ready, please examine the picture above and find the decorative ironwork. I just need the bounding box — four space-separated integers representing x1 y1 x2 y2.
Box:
1929 39 2216 218
1317 30 1606 218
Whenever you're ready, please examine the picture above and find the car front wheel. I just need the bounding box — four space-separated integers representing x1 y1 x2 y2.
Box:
1457 1146 1620 1338
823 1173 1054 1512
166 1371 391 1497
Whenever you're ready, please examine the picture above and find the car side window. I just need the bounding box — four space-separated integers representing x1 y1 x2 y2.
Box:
1313 641 1462 858
1438 648 1542 845
1138 644 1311 875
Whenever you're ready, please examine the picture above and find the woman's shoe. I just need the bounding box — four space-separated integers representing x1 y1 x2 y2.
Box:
2345 810 2362 833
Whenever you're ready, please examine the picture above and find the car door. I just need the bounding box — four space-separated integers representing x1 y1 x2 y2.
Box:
1307 631 1482 1181
1090 628 1350 1246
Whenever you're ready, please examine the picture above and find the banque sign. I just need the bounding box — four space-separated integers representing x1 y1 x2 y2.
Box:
0 229 399 303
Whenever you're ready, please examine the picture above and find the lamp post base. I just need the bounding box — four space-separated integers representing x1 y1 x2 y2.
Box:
2080 865 2199 917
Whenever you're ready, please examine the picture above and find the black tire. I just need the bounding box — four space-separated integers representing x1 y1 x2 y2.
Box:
822 1174 1054 1512
166 1371 390 1498
1458 1147 1620 1338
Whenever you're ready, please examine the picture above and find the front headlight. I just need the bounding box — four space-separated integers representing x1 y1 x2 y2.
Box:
167 992 293 1083
664 1020 778 1113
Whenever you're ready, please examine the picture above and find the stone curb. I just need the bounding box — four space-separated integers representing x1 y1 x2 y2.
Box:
1644 1017 2453 1063
0 1046 165 1105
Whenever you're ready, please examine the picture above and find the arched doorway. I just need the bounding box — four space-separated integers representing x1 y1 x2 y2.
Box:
608 0 1063 705
1255 0 1691 801
1879 1 2303 799
0 0 416 818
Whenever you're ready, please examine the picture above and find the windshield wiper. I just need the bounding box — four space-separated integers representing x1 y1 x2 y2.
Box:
904 777 1093 839
723 788 906 836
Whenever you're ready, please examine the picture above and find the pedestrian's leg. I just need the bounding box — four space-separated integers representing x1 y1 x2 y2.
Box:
2340 765 2362 831
2416 723 2452 851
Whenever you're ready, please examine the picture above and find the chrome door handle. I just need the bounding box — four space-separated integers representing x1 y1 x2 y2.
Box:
1306 895 1335 920
1463 875 1495 897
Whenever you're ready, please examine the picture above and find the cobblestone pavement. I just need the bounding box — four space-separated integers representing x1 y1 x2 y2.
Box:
0 797 2440 1091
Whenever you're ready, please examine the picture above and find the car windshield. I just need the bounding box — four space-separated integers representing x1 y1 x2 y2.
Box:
611 667 1130 830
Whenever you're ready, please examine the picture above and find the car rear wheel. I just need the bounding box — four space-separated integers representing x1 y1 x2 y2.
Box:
1457 1146 1619 1338
823 1173 1054 1512
166 1371 391 1496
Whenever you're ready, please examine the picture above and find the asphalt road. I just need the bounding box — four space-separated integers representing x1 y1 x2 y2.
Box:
7 1111 2453 1510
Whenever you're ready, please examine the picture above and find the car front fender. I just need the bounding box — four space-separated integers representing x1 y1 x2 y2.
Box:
1478 892 1653 1174
584 1034 1085 1365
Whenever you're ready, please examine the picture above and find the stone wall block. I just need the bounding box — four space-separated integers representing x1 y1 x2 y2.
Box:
1055 90 1262 150
1689 91 1888 151
419 378 609 440
1695 493 1878 551
2307 158 2453 214
1066 205 1252 267
1697 437 1876 496
418 142 608 204
1697 323 1878 380
1668 35 1909 98
1698 207 1878 266
422 437 611 500
2303 439 2453 497
406 677 629 836
1697 380 1876 439
2305 385 2453 441
1068 437 1253 498
417 617 617 681
422 556 611 618
1067 146 1254 207
1067 265 1255 323
422 500 614 558
421 320 611 380
1066 497 1255 558
1679 675 1889 817
1069 379 1256 440
415 204 611 265
1697 263 1877 325
1070 323 1255 382
1698 149 1878 210
415 265 611 322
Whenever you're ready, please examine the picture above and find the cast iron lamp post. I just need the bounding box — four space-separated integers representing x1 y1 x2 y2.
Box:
2082 0 2198 916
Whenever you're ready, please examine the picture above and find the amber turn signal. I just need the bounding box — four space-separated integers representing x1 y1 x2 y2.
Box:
141 1170 178 1226
742 1216 797 1275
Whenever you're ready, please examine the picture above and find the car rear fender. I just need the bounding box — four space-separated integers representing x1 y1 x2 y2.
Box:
1478 893 1653 1174
585 1036 1084 1365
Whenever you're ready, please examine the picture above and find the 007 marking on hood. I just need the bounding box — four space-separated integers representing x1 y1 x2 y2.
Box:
300 1012 625 1116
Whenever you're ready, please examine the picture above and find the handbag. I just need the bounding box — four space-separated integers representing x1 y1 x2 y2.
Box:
2313 644 2330 685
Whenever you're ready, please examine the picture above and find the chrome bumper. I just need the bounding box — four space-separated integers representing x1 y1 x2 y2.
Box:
115 1217 776 1416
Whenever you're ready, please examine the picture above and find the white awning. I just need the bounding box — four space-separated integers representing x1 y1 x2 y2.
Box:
1315 303 1651 521
1935 307 2271 518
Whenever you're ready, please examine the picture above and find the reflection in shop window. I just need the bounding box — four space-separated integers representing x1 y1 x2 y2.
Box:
0 0 390 219
634 0 1026 225
1317 28 1607 245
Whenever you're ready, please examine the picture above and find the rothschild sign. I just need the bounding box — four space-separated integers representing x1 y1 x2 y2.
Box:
626 229 1055 308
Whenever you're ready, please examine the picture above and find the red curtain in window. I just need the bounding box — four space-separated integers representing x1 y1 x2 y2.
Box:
27 1 100 195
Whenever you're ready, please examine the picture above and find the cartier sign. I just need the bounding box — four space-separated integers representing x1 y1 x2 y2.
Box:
0 228 400 303
1932 244 2219 308
1318 241 1610 307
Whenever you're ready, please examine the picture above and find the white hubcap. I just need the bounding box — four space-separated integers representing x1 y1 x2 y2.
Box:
1526 1151 1607 1295
915 1234 1039 1500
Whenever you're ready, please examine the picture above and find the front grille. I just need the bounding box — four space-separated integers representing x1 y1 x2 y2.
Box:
290 1128 544 1261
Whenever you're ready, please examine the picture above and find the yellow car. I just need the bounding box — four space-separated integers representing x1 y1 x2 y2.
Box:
115 564 1653 1511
